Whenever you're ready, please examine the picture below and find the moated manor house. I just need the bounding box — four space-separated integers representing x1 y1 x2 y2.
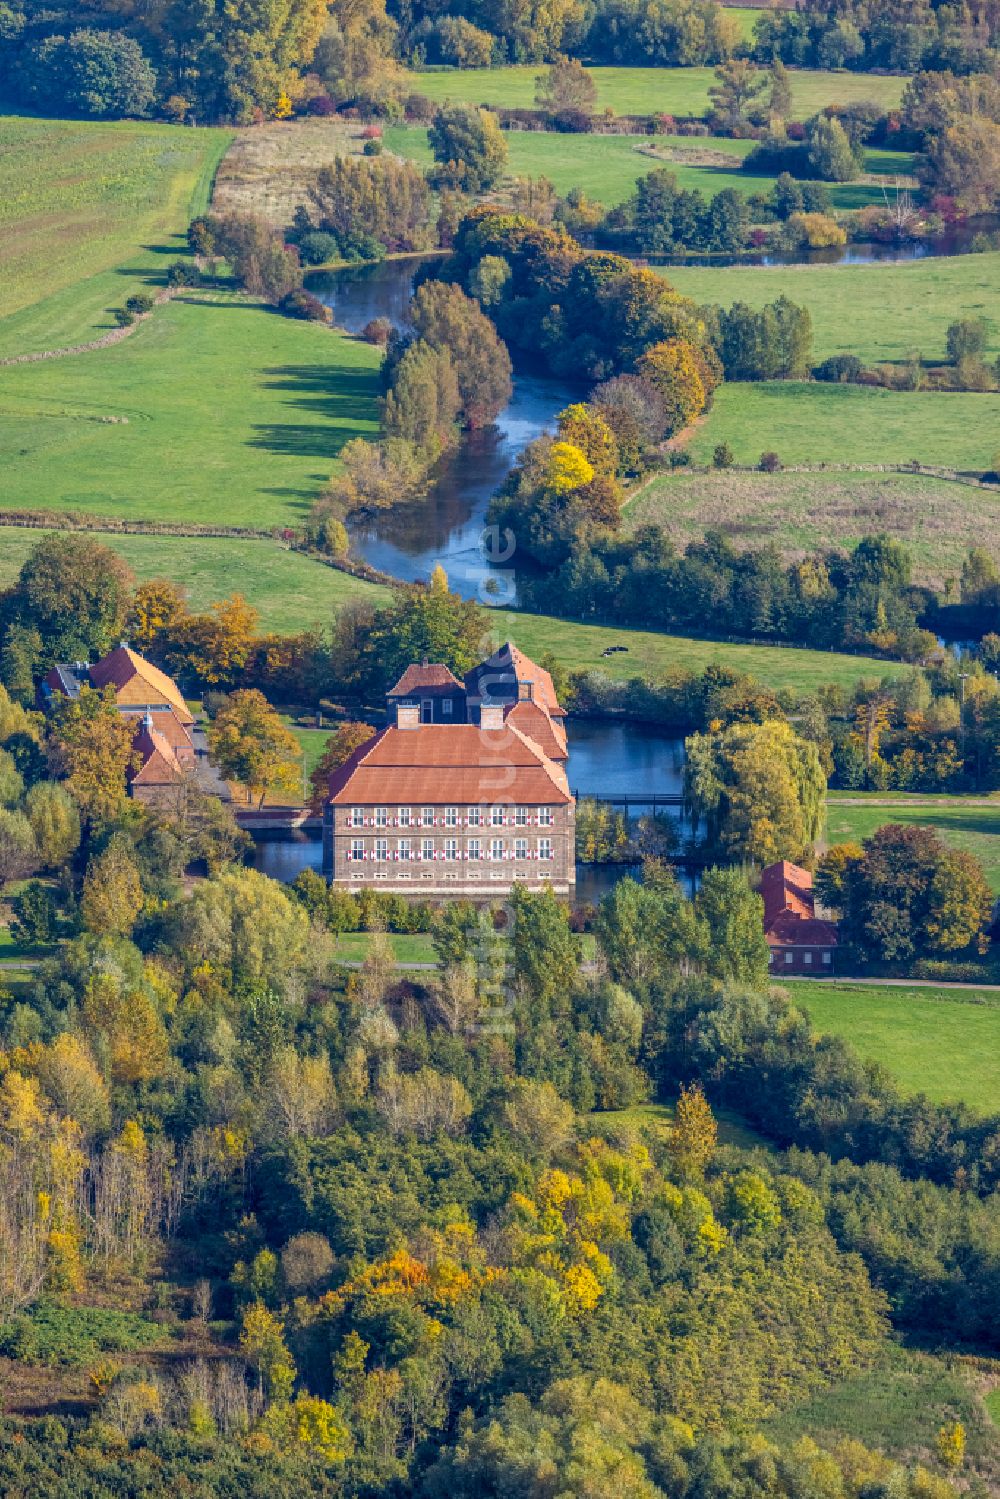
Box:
323 643 576 898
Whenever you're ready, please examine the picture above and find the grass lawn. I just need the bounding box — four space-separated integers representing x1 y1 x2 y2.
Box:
587 1099 772 1151
666 252 1000 367
624 470 1000 587
495 607 903 695
826 795 1000 893
766 1352 999 1471
0 115 232 357
0 296 382 528
789 979 1000 1112
0 529 386 634
403 64 907 118
384 124 907 209
686 381 1000 469
333 932 438 964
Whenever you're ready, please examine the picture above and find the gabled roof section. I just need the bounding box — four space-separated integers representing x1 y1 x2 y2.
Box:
465 641 565 718
90 646 193 725
121 705 195 762
387 662 463 696
505 698 568 762
129 721 184 785
760 861 838 948
327 722 572 806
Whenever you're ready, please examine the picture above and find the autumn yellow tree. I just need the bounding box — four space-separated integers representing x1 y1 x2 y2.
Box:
635 338 707 437
128 579 189 653
46 685 138 823
667 1083 718 1182
556 404 619 478
208 690 301 807
545 441 594 495
163 595 260 687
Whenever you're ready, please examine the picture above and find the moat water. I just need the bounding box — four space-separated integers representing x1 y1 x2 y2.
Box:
253 718 690 890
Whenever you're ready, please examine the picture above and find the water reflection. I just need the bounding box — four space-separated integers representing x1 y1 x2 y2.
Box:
307 258 576 598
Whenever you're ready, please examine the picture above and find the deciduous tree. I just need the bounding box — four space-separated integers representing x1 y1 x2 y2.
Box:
207 690 301 807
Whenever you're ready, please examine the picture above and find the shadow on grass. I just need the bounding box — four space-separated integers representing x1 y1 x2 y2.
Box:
248 364 379 460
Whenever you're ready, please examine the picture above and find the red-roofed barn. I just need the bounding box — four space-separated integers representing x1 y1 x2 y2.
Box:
760 860 838 975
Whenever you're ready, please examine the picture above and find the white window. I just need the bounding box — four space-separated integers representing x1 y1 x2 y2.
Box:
514 806 527 827
421 698 432 724
490 806 505 827
785 952 794 965
398 838 411 861
467 806 482 827
350 807 364 828
445 806 458 827
804 952 813 966
445 838 458 861
422 806 434 826
375 806 388 828
398 807 411 827
468 839 481 862
350 839 364 862
442 697 453 716
514 838 528 860
375 838 388 862
537 807 553 827
537 838 552 861
422 838 434 862
822 952 832 966
490 838 504 861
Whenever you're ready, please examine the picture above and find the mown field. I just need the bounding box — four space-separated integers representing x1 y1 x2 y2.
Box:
403 64 907 118
686 382 1000 469
790 979 1000 1112
0 115 231 357
0 296 382 527
624 470 1000 585
826 795 1000 893
384 124 911 209
666 252 1000 366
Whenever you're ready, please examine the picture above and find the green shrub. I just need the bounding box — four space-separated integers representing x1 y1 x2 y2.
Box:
0 1302 162 1368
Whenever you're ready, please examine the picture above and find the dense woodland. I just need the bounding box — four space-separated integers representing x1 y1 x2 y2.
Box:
0 524 998 1491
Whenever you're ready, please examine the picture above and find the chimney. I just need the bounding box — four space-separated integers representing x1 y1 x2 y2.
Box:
517 678 533 701
480 703 505 731
396 702 421 730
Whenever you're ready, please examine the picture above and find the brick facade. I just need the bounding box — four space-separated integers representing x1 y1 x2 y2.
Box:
323 799 575 898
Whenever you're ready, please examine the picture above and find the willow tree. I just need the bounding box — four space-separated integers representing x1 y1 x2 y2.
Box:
684 718 826 867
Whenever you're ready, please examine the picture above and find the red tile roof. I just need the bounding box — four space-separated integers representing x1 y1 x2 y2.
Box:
505 698 568 762
760 861 838 948
122 707 196 766
387 663 463 695
129 722 184 786
90 646 193 725
327 722 572 806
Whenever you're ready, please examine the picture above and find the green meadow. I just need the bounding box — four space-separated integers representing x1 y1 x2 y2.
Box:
686 381 1000 469
0 115 231 357
0 297 382 528
403 64 907 118
826 795 1000 893
666 252 1000 366
791 979 1000 1112
624 470 1000 587
384 124 911 209
0 527 895 694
